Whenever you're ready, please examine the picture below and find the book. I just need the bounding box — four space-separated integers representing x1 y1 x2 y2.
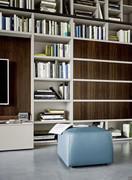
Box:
109 128 121 137
63 0 70 15
49 123 72 134
98 3 103 19
49 86 62 99
34 134 56 141
109 17 121 22
44 108 65 114
40 114 64 120
123 123 132 138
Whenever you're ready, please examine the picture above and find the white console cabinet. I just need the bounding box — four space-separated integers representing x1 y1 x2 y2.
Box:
0 123 33 151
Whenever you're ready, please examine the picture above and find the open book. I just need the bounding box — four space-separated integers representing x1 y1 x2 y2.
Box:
49 123 72 135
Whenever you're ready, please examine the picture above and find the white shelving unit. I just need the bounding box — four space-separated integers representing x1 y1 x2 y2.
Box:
0 0 132 147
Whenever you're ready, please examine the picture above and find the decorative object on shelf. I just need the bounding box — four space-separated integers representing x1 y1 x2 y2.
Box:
18 112 30 122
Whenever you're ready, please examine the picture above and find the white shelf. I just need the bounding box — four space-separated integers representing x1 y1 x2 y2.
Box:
34 140 57 145
109 22 132 30
34 78 71 82
34 33 71 43
74 58 132 64
34 13 71 21
34 55 71 61
74 37 132 45
74 99 132 102
113 137 132 141
0 30 32 38
74 18 105 26
34 120 70 124
34 99 71 103
73 79 132 83
0 7 32 16
73 119 132 123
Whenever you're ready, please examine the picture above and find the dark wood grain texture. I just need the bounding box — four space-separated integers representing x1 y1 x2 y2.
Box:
74 82 132 99
0 36 31 119
74 40 132 61
74 102 132 120
74 61 132 80
73 40 132 120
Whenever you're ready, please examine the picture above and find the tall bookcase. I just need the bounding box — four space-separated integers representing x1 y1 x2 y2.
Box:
0 0 132 149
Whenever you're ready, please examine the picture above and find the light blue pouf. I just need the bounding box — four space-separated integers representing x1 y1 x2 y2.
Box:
57 127 113 167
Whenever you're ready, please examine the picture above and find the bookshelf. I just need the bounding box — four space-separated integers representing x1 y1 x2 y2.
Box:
33 12 73 140
0 0 132 147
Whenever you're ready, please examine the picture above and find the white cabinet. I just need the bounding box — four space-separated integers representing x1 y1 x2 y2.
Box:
0 123 33 151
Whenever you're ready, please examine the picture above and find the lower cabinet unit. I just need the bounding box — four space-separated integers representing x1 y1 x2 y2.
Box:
0 123 33 151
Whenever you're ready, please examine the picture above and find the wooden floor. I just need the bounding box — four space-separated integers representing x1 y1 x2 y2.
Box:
0 141 132 180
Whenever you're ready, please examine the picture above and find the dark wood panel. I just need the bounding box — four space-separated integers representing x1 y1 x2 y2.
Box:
74 61 132 80
74 40 132 61
0 36 31 118
74 82 132 99
74 102 132 120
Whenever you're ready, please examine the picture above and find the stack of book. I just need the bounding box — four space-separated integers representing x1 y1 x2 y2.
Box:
109 34 118 41
34 84 70 100
34 61 70 79
74 9 94 19
0 0 9 7
40 0 56 13
39 108 65 121
34 134 56 142
109 1 120 10
0 12 32 32
74 0 96 6
109 128 122 137
34 89 57 100
35 19 70 36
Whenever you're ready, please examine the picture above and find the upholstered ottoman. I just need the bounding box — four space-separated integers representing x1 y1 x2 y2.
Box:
57 127 113 167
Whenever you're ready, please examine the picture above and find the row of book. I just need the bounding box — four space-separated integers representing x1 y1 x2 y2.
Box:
75 24 106 40
34 84 70 100
39 108 65 121
109 30 131 43
35 19 70 36
42 43 70 58
0 0 33 9
39 0 57 13
34 61 70 79
0 12 32 32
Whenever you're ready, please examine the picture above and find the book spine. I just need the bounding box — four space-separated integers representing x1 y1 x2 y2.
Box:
0 12 2 30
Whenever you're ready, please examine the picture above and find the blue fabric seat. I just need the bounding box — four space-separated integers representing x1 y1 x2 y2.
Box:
57 127 113 167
